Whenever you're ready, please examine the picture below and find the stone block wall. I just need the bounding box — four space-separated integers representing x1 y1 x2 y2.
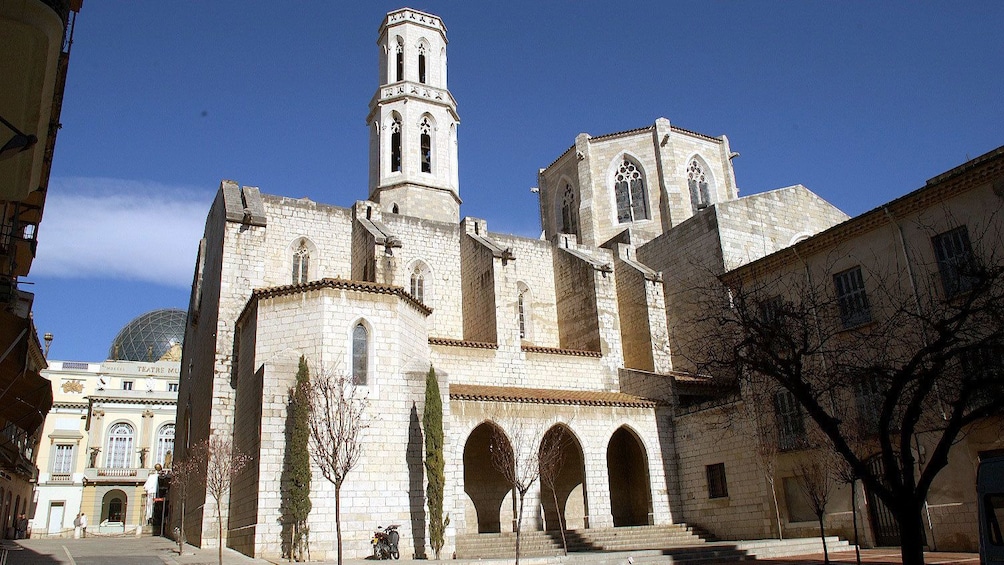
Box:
553 249 600 352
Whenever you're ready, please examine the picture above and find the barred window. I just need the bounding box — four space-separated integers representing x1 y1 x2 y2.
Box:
932 226 975 298
774 389 806 451
834 266 870 328
854 377 883 436
706 463 728 499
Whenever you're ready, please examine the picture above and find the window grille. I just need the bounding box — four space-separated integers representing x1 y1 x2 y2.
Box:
774 390 806 451
932 226 975 298
834 266 871 328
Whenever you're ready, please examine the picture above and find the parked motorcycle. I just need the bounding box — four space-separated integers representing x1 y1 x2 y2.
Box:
371 524 400 560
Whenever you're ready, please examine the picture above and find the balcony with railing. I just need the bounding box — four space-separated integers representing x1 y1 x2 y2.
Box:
83 466 152 484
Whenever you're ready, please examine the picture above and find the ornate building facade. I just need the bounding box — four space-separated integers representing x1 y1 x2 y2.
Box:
32 309 182 537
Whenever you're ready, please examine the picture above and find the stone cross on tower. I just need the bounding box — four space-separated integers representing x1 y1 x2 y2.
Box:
366 8 461 223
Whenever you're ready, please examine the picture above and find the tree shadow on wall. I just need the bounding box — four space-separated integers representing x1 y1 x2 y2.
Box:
408 402 427 558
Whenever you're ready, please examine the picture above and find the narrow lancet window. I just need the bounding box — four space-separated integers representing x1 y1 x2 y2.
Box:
395 39 404 82
420 117 432 173
292 240 309 284
561 184 579 236
352 323 368 385
418 44 427 84
391 117 402 172
411 267 425 302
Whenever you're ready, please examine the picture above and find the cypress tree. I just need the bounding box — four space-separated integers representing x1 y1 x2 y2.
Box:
288 356 313 560
423 365 448 559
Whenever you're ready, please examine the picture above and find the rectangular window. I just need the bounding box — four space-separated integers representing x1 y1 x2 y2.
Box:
51 444 74 476
122 381 133 391
774 390 806 451
854 377 883 436
932 226 975 298
168 383 179 392
834 266 871 328
706 463 728 499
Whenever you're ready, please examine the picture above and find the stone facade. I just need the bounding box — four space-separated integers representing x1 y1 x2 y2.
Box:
171 6 1000 561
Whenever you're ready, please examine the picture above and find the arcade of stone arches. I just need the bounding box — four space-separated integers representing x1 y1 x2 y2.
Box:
461 420 654 534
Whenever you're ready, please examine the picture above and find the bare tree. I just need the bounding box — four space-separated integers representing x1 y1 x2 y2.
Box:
794 430 839 565
303 370 370 565
489 409 544 565
168 453 199 555
195 435 253 565
697 216 1004 565
537 425 571 555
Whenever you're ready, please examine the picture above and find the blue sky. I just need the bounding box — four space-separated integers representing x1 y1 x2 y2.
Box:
31 2 1004 362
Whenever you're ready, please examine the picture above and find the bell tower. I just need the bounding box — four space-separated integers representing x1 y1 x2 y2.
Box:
367 8 460 223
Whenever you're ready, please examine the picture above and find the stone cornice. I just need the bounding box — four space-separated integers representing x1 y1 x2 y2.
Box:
521 345 602 358
450 383 657 408
428 337 498 350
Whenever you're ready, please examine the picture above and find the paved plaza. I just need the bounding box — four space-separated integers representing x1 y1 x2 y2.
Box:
0 537 981 565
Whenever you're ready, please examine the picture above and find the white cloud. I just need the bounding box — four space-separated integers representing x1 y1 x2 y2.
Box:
32 177 212 289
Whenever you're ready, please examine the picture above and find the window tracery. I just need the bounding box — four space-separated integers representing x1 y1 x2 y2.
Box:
687 159 711 212
560 184 579 236
292 239 309 284
614 159 648 223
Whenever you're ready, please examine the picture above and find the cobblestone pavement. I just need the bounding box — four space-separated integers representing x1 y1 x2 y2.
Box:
0 538 982 565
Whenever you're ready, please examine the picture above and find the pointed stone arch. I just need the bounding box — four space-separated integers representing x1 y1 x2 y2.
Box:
606 425 652 526
538 423 588 531
463 421 513 533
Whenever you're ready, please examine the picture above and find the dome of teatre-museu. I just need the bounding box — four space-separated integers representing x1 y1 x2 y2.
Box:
107 308 186 362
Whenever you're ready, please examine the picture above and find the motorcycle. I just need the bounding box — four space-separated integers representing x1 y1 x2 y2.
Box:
371 524 400 560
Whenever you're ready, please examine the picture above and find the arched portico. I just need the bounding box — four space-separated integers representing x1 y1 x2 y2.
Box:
101 489 129 523
539 424 587 531
463 422 513 533
606 426 651 526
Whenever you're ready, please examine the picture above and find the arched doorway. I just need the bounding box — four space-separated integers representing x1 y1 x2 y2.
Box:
463 422 513 533
606 426 651 527
539 425 587 531
102 489 129 523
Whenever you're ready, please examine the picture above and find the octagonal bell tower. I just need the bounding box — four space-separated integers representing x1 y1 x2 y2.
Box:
367 8 460 223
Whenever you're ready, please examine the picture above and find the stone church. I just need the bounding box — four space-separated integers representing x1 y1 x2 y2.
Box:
174 7 851 560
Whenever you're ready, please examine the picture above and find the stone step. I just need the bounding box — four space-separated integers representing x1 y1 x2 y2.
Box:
734 536 854 559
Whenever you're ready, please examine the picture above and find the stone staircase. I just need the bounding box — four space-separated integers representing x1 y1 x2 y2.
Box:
456 525 854 563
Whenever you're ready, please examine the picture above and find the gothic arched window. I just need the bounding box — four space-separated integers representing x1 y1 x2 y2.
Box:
106 423 134 469
418 43 428 84
420 117 433 173
395 38 404 82
688 158 711 212
292 240 309 284
561 184 579 236
614 159 649 223
156 424 175 467
391 116 402 172
411 268 425 303
352 323 369 385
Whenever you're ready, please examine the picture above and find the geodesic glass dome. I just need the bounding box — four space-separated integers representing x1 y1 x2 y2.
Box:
108 308 187 362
